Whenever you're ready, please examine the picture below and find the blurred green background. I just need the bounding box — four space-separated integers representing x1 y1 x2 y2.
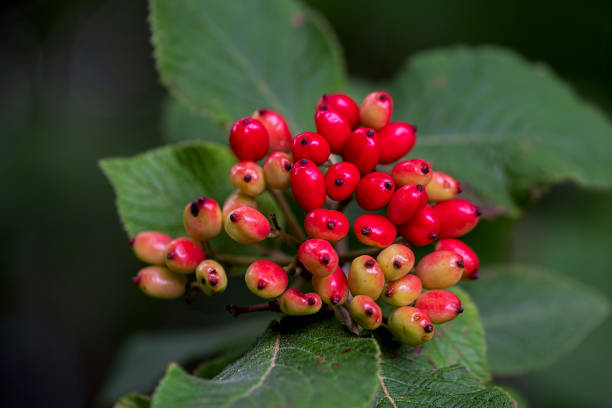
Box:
1 0 610 407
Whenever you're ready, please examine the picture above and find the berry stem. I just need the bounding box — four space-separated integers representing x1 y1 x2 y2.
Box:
268 189 306 241
226 300 281 317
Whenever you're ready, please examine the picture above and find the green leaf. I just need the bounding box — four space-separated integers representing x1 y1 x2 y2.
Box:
192 342 253 379
114 394 151 408
391 46 612 216
465 264 610 374
150 0 345 132
162 98 226 144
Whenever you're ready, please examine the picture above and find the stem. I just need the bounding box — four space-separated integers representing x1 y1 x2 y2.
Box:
226 300 280 317
268 213 301 246
268 189 306 241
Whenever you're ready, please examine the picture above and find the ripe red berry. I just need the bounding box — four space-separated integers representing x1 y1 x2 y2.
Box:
359 91 393 130
290 159 326 211
348 295 382 330
195 260 228 296
222 190 257 218
183 197 223 242
252 108 292 153
387 183 428 225
355 172 395 211
229 161 266 196
245 260 288 299
376 244 415 281
343 128 380 175
324 161 360 201
314 104 352 154
353 214 397 248
279 288 322 316
130 231 173 265
435 239 479 280
382 274 423 307
229 117 269 161
316 93 360 129
398 205 440 246
263 152 293 190
432 199 480 238
416 250 464 289
298 239 339 277
304 208 349 242
391 159 433 187
377 122 417 164
426 171 461 202
133 266 187 299
415 290 463 324
164 237 206 274
348 255 385 299
312 266 348 305
290 132 331 165
224 207 271 244
388 306 434 345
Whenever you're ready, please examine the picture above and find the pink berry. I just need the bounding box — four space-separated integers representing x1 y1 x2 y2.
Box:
415 250 464 289
316 93 360 129
298 239 339 277
415 290 463 324
382 274 423 307
435 239 479 280
433 199 480 238
348 295 382 330
304 208 349 242
222 190 257 218
229 161 266 196
291 132 331 166
133 266 187 299
387 183 428 225
355 172 395 211
376 244 415 281
263 152 293 190
425 171 462 202
229 117 269 161
343 127 380 175
279 288 322 315
183 197 223 242
164 237 206 274
348 255 385 299
312 266 348 305
324 161 360 202
377 122 417 164
195 260 228 296
391 159 433 187
224 207 271 244
130 231 173 265
353 214 397 248
398 205 440 246
314 104 352 154
359 91 393 130
252 108 292 153
290 159 326 211
388 306 434 345
245 260 288 299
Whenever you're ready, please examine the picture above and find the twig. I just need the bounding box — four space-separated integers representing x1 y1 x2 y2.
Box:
226 300 280 317
267 189 306 241
268 213 301 246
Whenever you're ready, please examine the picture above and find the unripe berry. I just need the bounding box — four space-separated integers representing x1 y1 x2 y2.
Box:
195 260 227 296
229 161 266 197
183 197 222 242
164 237 206 274
416 250 464 289
244 260 288 299
433 199 480 238
312 266 348 305
314 104 352 154
377 122 417 164
130 231 172 265
353 214 397 248
398 205 440 246
324 161 360 202
342 128 380 175
222 190 257 218
348 295 382 330
425 171 461 202
348 255 385 299
435 239 479 280
224 207 271 244
376 243 415 281
382 274 423 306
304 208 349 243
252 108 291 153
291 132 331 165
298 239 339 277
229 117 269 161
290 159 326 211
316 93 360 129
263 152 293 190
133 266 187 299
387 183 428 225
388 306 434 345
391 159 432 187
279 288 322 316
355 172 395 211
359 91 393 130
415 290 463 324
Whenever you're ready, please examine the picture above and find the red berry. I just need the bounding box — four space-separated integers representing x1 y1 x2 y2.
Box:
263 152 293 190
245 260 288 299
229 161 266 196
416 250 464 289
388 306 434 345
279 288 322 315
382 274 423 307
353 214 397 248
290 159 326 211
304 208 349 243
324 161 360 201
316 93 360 129
377 122 417 164
398 205 440 246
391 159 433 187
252 109 292 153
164 237 206 274
355 172 395 211
314 104 352 154
348 255 385 299
426 171 461 202
415 290 463 324
312 266 349 305
376 244 415 281
134 266 187 299
387 183 428 225
130 231 173 265
435 239 479 280
229 117 269 161
222 190 257 218
291 132 331 165
359 91 393 130
433 199 480 238
195 260 228 296
298 238 339 277
183 197 223 242
224 207 271 244
342 127 380 175
348 295 382 330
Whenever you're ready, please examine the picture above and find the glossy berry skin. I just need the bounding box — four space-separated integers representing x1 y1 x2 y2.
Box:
244 260 288 299
316 93 360 129
435 239 479 280
263 152 293 190
355 172 395 211
291 132 331 165
342 128 380 175
133 266 187 299
387 183 428 225
382 274 423 307
279 289 322 316
398 205 440 247
377 122 417 164
314 104 352 154
229 117 269 161
415 290 463 324
324 161 360 201
230 161 266 197
290 159 326 211
426 171 462 202
359 91 393 130
195 260 227 296
348 295 382 330
298 239 339 277
130 231 173 265
376 244 415 281
183 197 223 242
433 199 480 238
164 237 206 274
312 266 348 305
222 190 257 218
391 159 433 187
348 255 385 299
416 250 464 289
354 214 397 248
388 306 434 346
252 109 291 153
304 208 349 242
224 207 271 244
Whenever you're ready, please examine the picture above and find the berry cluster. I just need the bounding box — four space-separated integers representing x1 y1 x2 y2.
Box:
129 91 481 346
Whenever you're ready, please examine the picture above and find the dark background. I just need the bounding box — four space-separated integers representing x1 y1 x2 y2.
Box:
1 0 610 407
